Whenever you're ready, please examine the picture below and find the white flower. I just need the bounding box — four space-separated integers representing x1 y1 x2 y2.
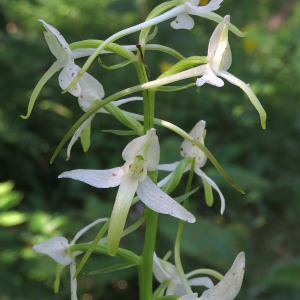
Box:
158 120 226 214
21 20 104 119
177 252 245 300
32 218 108 300
196 16 266 129
171 0 223 30
59 129 195 255
153 252 214 296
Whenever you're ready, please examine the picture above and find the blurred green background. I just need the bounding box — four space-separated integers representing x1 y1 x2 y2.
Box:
0 0 299 299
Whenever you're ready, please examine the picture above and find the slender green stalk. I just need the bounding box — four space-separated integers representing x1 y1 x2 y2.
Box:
133 59 151 133
174 158 196 294
136 36 159 299
138 209 159 300
186 268 224 281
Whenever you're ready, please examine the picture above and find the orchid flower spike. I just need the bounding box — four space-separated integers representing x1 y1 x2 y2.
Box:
158 120 226 214
196 15 266 129
21 20 104 119
59 129 195 256
32 218 108 300
153 252 214 296
177 252 245 300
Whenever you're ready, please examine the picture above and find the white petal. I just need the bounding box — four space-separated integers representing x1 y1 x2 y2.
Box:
97 96 143 115
180 121 207 168
210 16 230 72
107 174 139 255
153 252 172 283
122 129 159 170
178 293 199 300
198 252 245 300
196 65 224 87
171 13 195 30
78 70 105 111
32 236 72 265
70 257 78 300
70 218 108 246
157 162 180 171
111 96 143 107
207 16 230 61
58 167 124 188
42 30 69 63
67 114 95 160
146 138 160 170
38 20 71 54
193 0 223 13
175 284 187 296
71 48 97 59
194 167 225 214
188 277 214 289
59 61 81 97
137 177 195 223
220 43 232 71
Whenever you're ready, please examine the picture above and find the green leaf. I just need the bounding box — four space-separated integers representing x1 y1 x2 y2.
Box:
202 178 214 207
157 83 195 92
80 121 91 152
174 187 199 204
84 262 137 275
146 25 158 43
102 129 139 136
0 211 27 226
98 57 133 70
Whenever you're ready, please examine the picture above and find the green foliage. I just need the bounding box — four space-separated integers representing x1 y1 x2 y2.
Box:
0 0 299 299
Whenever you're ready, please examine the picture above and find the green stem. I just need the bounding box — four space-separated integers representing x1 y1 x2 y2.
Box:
186 268 223 281
133 59 151 133
135 34 158 299
174 157 196 294
138 208 159 300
